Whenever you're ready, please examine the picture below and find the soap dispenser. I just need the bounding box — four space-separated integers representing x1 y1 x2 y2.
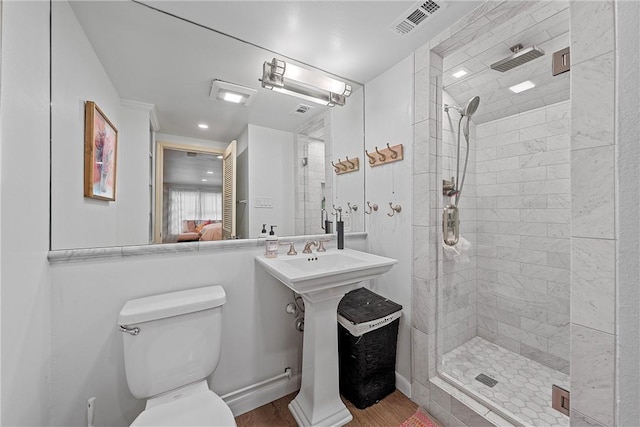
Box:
260 224 267 238
265 226 279 258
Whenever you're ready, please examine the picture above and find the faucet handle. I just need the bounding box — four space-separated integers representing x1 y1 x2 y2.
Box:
317 239 331 252
286 242 297 256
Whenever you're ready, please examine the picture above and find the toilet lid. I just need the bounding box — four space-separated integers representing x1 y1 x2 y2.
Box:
131 391 236 427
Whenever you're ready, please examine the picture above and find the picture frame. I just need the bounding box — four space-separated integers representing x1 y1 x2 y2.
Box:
84 101 118 201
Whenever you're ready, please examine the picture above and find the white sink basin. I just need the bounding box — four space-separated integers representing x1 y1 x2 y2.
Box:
256 248 397 293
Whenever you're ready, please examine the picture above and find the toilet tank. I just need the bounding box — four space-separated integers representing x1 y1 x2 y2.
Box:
119 286 227 399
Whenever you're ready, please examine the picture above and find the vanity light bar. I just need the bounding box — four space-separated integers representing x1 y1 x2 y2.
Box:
261 58 351 107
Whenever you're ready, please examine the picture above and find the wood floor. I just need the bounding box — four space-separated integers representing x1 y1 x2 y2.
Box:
235 390 418 427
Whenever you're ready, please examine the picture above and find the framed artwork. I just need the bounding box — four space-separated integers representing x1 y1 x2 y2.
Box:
84 101 118 201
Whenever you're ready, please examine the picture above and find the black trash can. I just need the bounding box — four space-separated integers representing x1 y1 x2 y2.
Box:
337 287 402 409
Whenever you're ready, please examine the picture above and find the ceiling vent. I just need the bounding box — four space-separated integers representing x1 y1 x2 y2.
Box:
291 104 314 115
390 0 445 38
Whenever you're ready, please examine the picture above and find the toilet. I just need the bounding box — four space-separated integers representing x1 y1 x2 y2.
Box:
118 285 237 426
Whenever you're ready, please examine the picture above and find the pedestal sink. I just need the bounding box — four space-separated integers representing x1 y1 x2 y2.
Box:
256 248 397 427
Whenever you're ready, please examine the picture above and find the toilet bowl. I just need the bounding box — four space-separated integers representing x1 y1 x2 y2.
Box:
119 286 237 427
130 380 235 426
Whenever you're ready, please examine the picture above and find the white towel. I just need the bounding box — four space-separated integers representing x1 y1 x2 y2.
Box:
443 236 471 263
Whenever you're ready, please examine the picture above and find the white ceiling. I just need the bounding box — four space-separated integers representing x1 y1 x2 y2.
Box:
442 1 570 124
140 0 478 84
163 149 223 188
67 1 477 144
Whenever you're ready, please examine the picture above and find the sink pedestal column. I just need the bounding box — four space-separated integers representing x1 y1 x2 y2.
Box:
289 285 355 427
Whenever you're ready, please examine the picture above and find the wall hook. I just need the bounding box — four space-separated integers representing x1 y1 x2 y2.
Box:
331 161 340 173
365 149 376 165
365 201 378 215
387 143 398 159
347 202 358 212
345 156 355 170
387 202 402 217
337 159 348 171
375 146 386 162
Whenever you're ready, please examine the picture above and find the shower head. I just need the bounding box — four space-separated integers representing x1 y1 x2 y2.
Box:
461 96 480 117
490 44 545 72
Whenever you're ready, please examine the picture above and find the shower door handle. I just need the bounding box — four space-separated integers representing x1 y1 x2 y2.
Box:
443 204 459 246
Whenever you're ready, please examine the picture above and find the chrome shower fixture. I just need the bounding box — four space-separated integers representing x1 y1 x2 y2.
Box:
490 44 545 72
444 96 479 117
443 95 480 246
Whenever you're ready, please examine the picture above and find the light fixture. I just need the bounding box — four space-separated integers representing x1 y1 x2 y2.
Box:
216 155 223 159
198 123 209 129
210 80 257 106
452 69 468 79
206 171 214 175
201 178 208 182
260 58 352 107
509 80 536 94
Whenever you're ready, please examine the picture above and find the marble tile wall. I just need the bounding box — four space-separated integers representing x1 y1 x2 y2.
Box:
413 2 620 426
474 101 570 374
569 1 616 425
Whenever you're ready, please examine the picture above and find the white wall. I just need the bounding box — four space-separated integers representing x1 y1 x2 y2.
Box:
118 102 154 246
50 242 335 426
236 126 250 238
51 2 153 250
615 1 640 425
0 1 51 424
364 55 414 393
331 88 365 232
51 1 121 249
247 124 295 238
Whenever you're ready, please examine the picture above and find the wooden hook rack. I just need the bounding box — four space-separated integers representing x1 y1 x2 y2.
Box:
365 143 404 167
332 156 360 175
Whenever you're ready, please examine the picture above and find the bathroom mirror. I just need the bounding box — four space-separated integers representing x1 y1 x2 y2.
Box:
50 0 365 250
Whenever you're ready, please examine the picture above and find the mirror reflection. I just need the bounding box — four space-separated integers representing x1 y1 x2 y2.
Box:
51 0 364 250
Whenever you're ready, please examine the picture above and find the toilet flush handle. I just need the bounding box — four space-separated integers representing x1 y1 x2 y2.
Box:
119 325 139 336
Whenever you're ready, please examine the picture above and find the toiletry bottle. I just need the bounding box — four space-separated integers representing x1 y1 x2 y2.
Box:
260 223 267 238
336 220 344 250
265 226 279 258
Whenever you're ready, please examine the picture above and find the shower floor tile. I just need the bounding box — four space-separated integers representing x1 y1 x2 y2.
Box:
441 336 569 427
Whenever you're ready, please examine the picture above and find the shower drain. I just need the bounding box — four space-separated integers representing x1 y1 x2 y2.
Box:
475 373 498 388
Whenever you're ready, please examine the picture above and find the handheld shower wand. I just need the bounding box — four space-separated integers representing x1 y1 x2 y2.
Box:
443 96 480 246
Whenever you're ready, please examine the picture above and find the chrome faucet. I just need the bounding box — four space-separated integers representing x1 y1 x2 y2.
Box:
302 241 317 254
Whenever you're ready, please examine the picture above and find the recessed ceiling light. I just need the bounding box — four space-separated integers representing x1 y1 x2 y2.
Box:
201 178 208 182
452 69 468 79
223 92 245 104
206 171 214 174
509 80 536 94
217 155 223 159
198 123 209 129
211 80 257 106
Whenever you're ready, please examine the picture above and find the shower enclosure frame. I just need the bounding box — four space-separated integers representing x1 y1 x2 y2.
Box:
408 1 595 426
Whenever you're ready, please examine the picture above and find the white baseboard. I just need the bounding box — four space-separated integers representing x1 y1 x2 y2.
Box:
225 373 301 417
395 371 411 398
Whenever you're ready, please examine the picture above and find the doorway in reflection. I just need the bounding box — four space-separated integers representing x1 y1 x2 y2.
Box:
161 148 223 243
